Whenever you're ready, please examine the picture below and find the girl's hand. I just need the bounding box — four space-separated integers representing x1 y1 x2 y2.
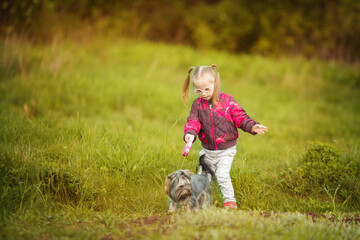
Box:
185 134 195 142
251 124 268 135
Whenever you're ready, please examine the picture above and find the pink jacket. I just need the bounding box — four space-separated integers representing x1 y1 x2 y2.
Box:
184 92 259 150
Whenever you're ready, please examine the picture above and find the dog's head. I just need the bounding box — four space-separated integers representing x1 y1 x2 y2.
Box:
165 170 193 203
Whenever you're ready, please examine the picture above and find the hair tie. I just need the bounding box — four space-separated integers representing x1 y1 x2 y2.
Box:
188 67 195 75
211 64 219 73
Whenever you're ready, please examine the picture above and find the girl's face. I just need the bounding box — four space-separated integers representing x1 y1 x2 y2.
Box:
193 75 215 101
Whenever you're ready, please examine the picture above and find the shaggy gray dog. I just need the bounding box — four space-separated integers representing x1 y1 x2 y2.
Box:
165 156 213 212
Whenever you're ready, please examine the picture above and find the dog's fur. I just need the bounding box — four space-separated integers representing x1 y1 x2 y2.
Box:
165 155 213 212
197 154 215 182
165 170 212 212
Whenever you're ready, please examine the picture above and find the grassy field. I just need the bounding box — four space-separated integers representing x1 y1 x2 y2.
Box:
1 35 360 239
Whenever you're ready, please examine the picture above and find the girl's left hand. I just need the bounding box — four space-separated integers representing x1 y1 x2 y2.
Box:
251 124 268 135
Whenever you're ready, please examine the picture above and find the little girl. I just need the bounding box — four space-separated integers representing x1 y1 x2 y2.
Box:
182 64 268 209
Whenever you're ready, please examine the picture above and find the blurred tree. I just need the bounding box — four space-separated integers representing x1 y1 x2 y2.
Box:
1 0 359 61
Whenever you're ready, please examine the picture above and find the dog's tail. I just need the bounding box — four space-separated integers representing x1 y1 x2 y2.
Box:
199 154 215 179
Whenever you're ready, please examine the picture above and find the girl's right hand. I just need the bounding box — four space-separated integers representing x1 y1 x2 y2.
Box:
185 134 195 142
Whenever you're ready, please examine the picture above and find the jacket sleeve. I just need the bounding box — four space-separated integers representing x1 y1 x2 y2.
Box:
184 100 201 141
229 96 259 135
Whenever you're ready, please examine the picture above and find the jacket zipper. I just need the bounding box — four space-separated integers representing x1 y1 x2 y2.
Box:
209 103 218 150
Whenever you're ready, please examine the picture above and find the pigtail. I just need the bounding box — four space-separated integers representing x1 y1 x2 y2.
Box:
182 67 195 104
211 64 220 105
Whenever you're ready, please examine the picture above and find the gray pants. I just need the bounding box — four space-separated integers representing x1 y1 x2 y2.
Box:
198 146 237 203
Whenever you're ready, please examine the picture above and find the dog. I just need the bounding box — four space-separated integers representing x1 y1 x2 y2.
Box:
164 155 213 212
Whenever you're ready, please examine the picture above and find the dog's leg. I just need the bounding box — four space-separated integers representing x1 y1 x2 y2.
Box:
187 196 198 212
197 192 208 209
186 204 192 212
168 200 177 213
184 195 192 212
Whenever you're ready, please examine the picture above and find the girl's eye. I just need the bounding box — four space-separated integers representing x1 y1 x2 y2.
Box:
205 88 210 91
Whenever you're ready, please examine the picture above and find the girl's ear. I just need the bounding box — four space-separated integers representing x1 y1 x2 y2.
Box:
211 64 220 105
182 67 195 105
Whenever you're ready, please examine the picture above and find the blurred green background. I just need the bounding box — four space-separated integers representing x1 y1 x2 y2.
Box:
1 1 360 239
1 0 360 61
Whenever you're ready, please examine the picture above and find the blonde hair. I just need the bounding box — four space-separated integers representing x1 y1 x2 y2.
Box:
182 64 220 105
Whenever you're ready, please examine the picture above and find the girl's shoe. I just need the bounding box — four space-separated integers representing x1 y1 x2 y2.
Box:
224 202 237 209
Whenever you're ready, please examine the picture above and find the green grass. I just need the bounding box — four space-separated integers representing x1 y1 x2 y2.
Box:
2 208 359 239
1 35 360 239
